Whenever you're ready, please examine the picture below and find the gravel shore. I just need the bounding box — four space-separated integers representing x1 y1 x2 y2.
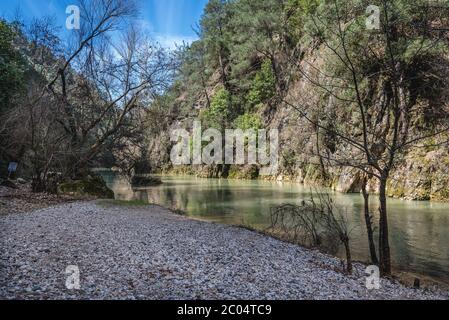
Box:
0 185 78 215
0 201 448 300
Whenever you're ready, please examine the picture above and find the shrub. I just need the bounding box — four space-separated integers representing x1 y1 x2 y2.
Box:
246 59 276 108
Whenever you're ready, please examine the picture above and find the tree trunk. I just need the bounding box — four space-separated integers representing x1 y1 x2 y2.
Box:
362 177 378 265
343 239 352 274
315 127 328 182
378 175 391 276
218 50 228 90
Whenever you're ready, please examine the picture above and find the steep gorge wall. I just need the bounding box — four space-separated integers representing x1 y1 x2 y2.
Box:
148 55 449 203
151 94 449 202
259 58 449 201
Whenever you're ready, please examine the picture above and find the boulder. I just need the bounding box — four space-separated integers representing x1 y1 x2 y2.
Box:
17 178 27 184
58 175 114 199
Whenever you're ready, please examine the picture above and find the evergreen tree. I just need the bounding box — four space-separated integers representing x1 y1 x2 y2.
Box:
0 20 25 114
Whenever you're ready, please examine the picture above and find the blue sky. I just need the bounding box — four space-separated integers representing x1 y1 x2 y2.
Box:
0 0 208 47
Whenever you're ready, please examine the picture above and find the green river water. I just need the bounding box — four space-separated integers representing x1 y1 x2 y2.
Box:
101 173 449 283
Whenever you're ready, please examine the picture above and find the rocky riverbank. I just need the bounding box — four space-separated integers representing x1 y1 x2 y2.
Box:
0 184 79 216
1 201 448 300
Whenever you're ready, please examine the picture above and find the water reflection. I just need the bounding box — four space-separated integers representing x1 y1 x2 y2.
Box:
102 173 449 283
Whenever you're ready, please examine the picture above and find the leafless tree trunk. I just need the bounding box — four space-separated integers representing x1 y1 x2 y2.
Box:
378 172 391 274
361 176 378 265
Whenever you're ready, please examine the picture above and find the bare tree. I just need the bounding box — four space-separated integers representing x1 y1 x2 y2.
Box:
361 173 378 265
12 0 175 191
270 192 354 273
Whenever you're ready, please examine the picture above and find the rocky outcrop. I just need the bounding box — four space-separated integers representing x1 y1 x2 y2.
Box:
387 149 449 201
58 175 114 199
333 168 364 193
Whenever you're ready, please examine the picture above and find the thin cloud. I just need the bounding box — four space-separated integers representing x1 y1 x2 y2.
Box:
154 34 198 49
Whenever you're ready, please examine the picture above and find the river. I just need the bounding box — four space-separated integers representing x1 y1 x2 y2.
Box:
100 173 449 283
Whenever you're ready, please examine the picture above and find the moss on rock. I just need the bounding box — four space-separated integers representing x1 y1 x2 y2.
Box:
58 175 114 199
227 165 259 180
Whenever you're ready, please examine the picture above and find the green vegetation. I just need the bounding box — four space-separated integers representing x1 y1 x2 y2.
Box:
246 59 276 109
97 199 150 207
227 165 259 179
200 87 232 128
233 113 262 130
0 20 27 177
0 20 25 114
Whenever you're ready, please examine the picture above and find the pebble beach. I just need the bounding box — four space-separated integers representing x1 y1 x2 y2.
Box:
0 201 448 300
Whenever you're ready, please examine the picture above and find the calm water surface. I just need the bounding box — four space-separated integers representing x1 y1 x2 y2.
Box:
102 173 449 283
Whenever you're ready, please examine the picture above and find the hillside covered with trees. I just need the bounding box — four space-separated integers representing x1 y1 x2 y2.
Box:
145 0 449 204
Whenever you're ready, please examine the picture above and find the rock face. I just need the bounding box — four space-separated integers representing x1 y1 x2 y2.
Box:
58 175 114 199
145 50 449 202
387 149 449 201
333 168 364 193
160 148 449 201
304 148 449 201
